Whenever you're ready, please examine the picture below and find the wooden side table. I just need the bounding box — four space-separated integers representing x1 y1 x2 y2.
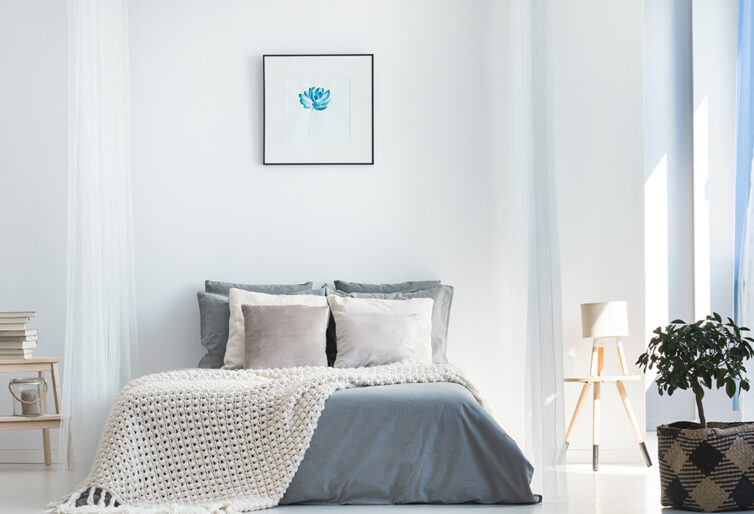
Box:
564 338 652 471
0 357 66 465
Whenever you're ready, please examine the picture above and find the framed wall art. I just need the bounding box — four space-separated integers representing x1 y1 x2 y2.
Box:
263 54 374 165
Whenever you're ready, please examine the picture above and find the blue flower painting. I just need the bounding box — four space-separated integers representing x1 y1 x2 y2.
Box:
299 87 331 111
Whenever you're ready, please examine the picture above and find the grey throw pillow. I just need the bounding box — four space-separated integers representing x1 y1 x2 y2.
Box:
242 304 329 369
333 312 420 368
197 287 326 369
205 280 313 295
334 279 441 294
197 292 230 369
328 284 454 363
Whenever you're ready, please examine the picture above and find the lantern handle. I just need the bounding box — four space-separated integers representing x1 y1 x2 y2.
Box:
8 378 49 404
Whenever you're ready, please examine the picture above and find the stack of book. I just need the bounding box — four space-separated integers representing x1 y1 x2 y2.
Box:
0 312 37 360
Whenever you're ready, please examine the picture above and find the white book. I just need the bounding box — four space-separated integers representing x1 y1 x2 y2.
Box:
0 312 35 319
0 349 34 356
0 341 37 349
0 317 33 324
0 335 37 342
0 330 37 337
0 352 35 360
0 323 29 331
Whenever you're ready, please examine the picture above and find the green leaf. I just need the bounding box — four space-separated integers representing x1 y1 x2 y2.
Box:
726 379 737 398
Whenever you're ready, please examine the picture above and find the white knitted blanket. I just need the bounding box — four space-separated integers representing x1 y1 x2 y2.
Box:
51 363 484 513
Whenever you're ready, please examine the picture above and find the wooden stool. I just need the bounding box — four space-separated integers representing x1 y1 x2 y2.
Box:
0 357 68 466
564 338 652 471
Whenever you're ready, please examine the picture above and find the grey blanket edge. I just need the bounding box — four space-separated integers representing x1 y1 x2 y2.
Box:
282 382 539 506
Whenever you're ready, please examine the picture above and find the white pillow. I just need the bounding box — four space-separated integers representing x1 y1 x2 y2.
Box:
333 312 420 368
327 295 434 365
224 288 328 369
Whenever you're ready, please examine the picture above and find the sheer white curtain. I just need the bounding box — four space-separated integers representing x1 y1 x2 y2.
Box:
61 0 137 476
503 0 567 501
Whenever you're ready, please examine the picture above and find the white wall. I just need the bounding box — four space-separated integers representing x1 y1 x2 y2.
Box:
690 0 739 422
127 0 529 439
552 0 647 463
643 0 739 428
0 0 67 462
643 0 696 429
0 0 649 464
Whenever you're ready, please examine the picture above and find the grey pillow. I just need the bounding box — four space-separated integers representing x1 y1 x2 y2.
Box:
197 292 230 369
334 280 441 294
333 312 420 368
197 287 326 369
205 280 313 295
327 284 454 363
242 304 329 369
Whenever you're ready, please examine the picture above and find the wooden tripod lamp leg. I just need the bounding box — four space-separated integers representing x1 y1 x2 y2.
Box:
589 342 600 376
615 380 652 467
616 339 629 376
597 345 605 376
567 339 600 452
565 383 592 450
593 381 601 471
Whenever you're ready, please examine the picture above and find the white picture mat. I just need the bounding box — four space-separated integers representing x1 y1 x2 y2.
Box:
264 55 372 164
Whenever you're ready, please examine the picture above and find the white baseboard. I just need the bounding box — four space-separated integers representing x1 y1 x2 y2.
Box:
0 448 62 464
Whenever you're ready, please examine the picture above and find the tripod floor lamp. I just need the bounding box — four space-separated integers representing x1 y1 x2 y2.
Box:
564 301 652 471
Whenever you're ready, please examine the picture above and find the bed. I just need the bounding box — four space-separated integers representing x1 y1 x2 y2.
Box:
60 365 538 512
58 279 539 511
283 382 538 505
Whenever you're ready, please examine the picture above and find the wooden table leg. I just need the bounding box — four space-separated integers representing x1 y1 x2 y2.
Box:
52 362 73 469
616 380 652 467
565 383 592 450
38 370 51 466
593 381 601 471
50 362 61 414
51 361 68 467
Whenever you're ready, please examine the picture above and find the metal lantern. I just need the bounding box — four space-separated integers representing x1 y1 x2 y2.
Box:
8 377 48 417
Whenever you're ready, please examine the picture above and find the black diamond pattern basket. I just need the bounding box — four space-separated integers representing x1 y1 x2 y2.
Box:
658 422 754 512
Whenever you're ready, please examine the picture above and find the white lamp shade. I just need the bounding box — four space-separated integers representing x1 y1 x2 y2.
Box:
580 301 629 339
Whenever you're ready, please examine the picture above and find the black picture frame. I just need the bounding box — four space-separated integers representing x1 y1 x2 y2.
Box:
263 54 374 165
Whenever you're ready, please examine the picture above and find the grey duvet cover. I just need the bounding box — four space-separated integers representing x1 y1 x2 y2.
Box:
281 382 539 505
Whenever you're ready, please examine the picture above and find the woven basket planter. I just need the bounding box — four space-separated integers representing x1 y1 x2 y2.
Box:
658 421 754 512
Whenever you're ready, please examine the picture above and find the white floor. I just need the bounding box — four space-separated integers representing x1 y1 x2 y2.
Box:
0 436 735 514
0 462 662 514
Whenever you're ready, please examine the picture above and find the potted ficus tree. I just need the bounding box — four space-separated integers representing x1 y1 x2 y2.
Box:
637 313 754 512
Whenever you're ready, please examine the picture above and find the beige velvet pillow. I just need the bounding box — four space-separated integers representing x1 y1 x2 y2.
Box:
224 288 328 369
327 295 434 364
333 312 420 368
242 305 329 369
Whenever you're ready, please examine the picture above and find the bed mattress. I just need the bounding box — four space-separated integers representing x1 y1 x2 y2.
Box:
281 382 539 505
